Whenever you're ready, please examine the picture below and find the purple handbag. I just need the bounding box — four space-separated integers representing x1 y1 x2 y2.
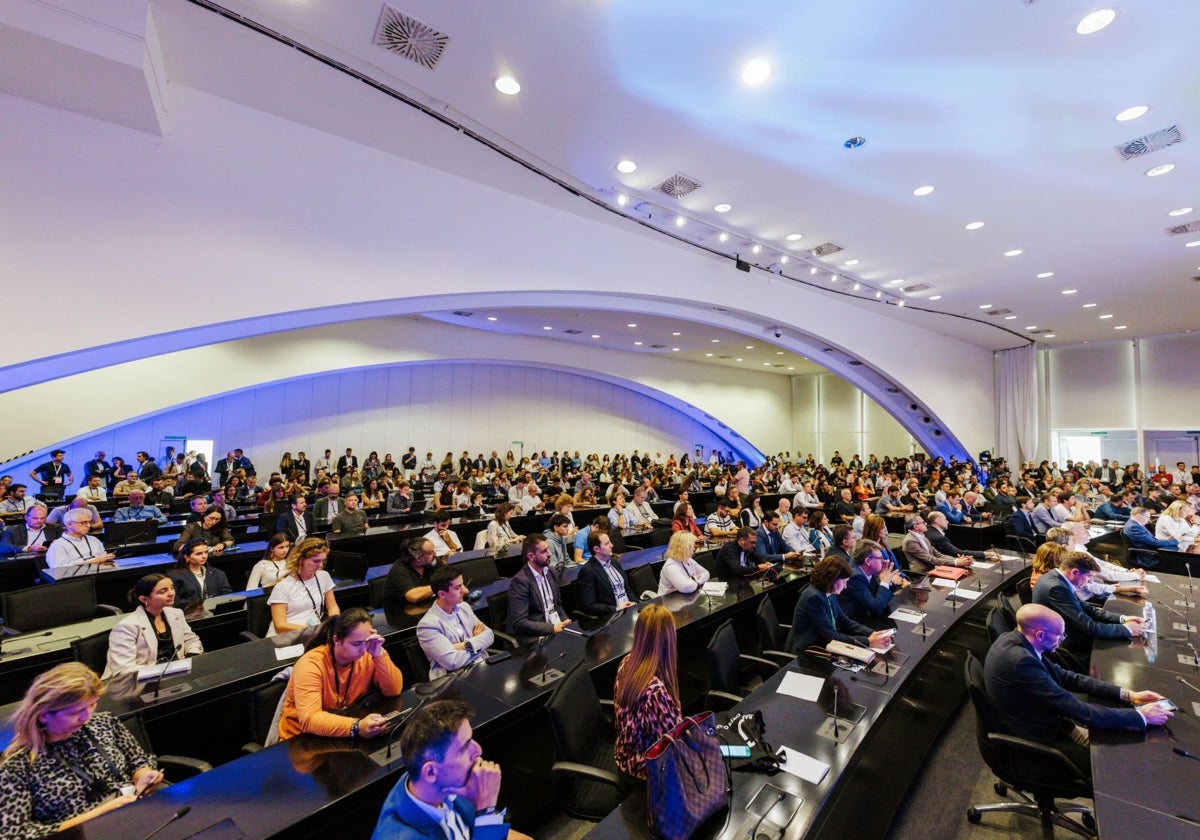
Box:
644 711 731 839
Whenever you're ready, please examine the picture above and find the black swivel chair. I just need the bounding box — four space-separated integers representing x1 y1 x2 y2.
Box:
544 661 630 820
241 678 289 754
121 712 213 780
706 619 780 710
754 597 795 666
368 575 388 610
1 578 121 632
240 593 273 641
963 653 1095 838
1004 526 1039 559
628 565 658 601
986 605 1011 644
71 631 112 675
401 636 431 685
1119 533 1159 569
649 528 673 547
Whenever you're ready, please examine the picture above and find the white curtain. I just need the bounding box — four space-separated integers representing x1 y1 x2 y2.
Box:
995 345 1038 464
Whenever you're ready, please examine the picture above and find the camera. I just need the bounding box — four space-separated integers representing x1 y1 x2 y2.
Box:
772 327 782 339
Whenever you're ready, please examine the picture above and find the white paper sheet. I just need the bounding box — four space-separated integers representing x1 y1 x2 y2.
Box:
947 588 982 601
136 658 192 682
776 745 830 784
776 671 825 702
930 578 958 588
702 582 728 596
970 561 996 570
1144 575 1161 583
889 607 926 624
274 644 305 661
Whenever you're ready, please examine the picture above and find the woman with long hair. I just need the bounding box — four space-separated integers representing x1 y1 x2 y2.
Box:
808 510 834 555
247 533 292 590
1029 540 1069 588
103 573 203 679
485 502 523 549
786 556 894 653
169 540 233 604
612 604 683 780
860 515 902 572
172 507 234 555
268 537 340 636
740 496 763 530
0 663 164 837
276 607 403 741
670 501 703 538
656 531 710 595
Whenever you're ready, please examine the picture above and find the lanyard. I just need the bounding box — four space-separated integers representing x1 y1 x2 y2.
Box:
302 575 325 619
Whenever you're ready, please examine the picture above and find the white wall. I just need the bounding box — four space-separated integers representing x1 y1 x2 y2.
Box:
790 373 919 462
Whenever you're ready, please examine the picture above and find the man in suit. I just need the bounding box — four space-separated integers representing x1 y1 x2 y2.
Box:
1095 489 1133 522
231 448 255 477
135 451 163 482
984 603 1171 773
1122 507 1179 551
417 567 496 679
312 481 342 525
0 504 60 554
506 534 572 637
575 530 633 616
1096 459 1118 486
336 448 357 477
82 451 112 489
935 490 970 524
901 513 972 570
712 528 767 580
754 512 804 566
1032 552 1145 655
292 451 311 484
371 700 523 840
275 495 314 542
213 451 237 487
926 511 999 563
1031 492 1064 535
840 539 909 620
1010 496 1039 541
825 524 857 564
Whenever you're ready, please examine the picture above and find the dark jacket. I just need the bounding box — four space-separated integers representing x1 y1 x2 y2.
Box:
575 557 631 615
506 563 569 636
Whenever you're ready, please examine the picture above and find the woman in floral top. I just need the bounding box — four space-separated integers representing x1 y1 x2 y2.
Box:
612 604 683 780
0 663 162 838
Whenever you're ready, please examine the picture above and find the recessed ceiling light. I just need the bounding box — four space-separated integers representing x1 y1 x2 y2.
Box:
745 345 754 349
1025 325 1038 331
487 316 498 321
831 275 839 282
929 295 942 301
616 193 627 206
542 325 553 331
1037 272 1054 278
965 221 985 231
616 159 638 174
776 351 784 355
762 362 771 366
705 353 714 357
852 283 861 291
1099 314 1114 319
1146 163 1174 177
1044 334 1056 339
874 291 882 299
844 259 860 266
1083 303 1098 308
1005 315 1018 320
913 186 935 196
780 256 789 264
1062 289 1077 295
627 323 637 328
671 331 681 336
1076 8 1117 35
751 245 762 254
810 267 818 275
979 304 992 309
1186 240 1200 248
1114 325 1127 330
1004 249 1023 257
741 58 772 86
735 357 744 362
591 334 600 338
671 347 680 352
787 366 795 371
714 203 732 213
674 216 687 227
718 233 729 242
634 341 643 346
786 233 803 241
493 76 521 95
896 300 905 308
1168 207 1194 216
1114 105 1148 122
711 339 720 343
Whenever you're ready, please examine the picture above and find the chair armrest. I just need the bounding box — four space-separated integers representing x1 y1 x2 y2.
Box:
706 689 744 710
158 755 213 779
760 649 795 665
490 630 520 649
551 761 625 790
238 630 261 643
240 743 262 755
739 653 782 674
599 698 614 708
95 604 123 617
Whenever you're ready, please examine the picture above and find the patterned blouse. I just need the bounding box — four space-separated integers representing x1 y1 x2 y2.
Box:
0 712 156 839
613 673 683 780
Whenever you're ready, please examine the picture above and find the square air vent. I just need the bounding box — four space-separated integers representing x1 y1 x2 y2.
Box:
985 308 1013 316
451 310 473 317
654 173 702 199
563 329 582 335
902 283 931 293
808 242 844 257
1166 221 1200 236
374 5 449 70
649 343 667 349
1115 125 1184 161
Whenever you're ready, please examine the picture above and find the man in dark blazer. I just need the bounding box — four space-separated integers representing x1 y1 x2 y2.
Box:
1032 552 1144 656
754 512 803 565
214 451 237 486
1 505 61 554
575 531 633 615
839 539 909 620
82 451 112 488
135 451 163 482
984 603 1171 773
1009 496 1039 542
506 534 572 637
716 527 773 579
336 448 357 477
275 495 314 542
927 511 999 563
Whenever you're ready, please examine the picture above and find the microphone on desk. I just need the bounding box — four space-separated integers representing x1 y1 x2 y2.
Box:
1167 585 1194 609
749 791 787 840
541 650 567 685
140 805 191 840
146 643 185 701
1173 748 1200 764
832 685 841 741
1177 676 1200 696
1157 601 1194 632
0 629 55 658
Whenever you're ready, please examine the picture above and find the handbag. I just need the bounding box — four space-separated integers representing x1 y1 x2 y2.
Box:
644 711 730 840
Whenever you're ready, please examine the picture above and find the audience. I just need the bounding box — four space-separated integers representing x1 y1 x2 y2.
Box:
268 537 340 636
104 573 203 679
417 566 497 678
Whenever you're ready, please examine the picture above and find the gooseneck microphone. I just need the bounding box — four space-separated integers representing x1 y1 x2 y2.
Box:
140 805 191 840
1158 601 1193 632
1177 676 1200 696
832 685 840 740
146 643 185 701
749 792 787 840
541 650 567 684
0 628 55 658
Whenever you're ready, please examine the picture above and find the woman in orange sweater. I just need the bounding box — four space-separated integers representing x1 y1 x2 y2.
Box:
277 607 404 741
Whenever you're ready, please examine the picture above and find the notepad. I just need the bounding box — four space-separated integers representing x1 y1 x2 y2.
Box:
701 582 728 596
970 561 996 570
776 671 824 702
776 746 830 785
1144 575 1162 583
136 659 192 682
274 644 305 661
889 607 926 624
930 578 958 588
946 588 982 601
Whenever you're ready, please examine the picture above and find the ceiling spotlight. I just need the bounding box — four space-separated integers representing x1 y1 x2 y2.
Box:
627 323 637 328
1115 105 1148 122
809 267 818 275
979 304 992 309
711 338 720 343
1076 8 1117 35
1186 240 1200 248
718 232 729 242
1004 249 1023 257
735 358 744 362
542 325 553 331
1044 334 1056 339
675 216 687 227
671 331 681 336
1062 289 1077 295
1037 272 1054 278
831 275 839 282
1083 303 1098 308
671 347 680 352
896 300 905 308
705 352 713 357
714 203 732 213
751 244 762 254
965 221 985 231
913 186 935 196
616 159 638 174
775 351 784 355
1025 325 1038 331
1169 207 1194 216
745 345 754 349
787 366 795 371
780 256 789 264
493 76 521 95
1115 325 1128 330
616 193 628 206
1004 315 1018 320
487 316 498 321
853 282 861 291
844 259 860 266
1099 314 1114 319
887 279 905 286
786 233 803 241
741 58 772 86
1146 163 1174 177
591 334 600 338
874 291 882 299
634 341 643 346
929 295 942 301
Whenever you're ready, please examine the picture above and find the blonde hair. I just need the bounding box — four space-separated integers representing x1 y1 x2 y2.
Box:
1032 541 1068 576
1165 500 1195 521
663 531 696 562
5 663 104 760
285 536 330 577
554 493 575 511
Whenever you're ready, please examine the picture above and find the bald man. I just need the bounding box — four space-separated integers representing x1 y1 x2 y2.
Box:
984 603 1171 773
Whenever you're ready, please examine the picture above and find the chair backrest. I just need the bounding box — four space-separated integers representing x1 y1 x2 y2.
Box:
756 597 785 652
474 529 489 551
963 652 1005 740
629 565 657 600
706 619 742 694
169 497 194 514
401 636 431 684
487 589 510 632
986 606 1011 644
246 593 273 638
997 594 1017 633
102 520 160 548
546 661 604 763
326 550 368 581
2 578 98 631
246 678 288 748
452 555 501 588
1015 577 1033 605
71 630 111 674
368 575 388 609
649 528 673 547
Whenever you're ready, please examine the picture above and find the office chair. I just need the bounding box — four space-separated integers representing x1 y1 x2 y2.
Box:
70 630 112 675
706 619 780 710
121 712 213 780
963 654 1096 838
628 565 657 601
239 593 273 642
649 527 672 547
1 578 121 632
1016 576 1033 605
401 635 431 684
986 605 1011 644
241 677 289 754
1005 531 1039 559
544 661 630 820
1119 533 1159 569
368 574 388 610
754 597 796 666
487 589 511 633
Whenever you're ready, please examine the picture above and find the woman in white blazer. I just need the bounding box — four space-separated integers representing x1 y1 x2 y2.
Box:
103 573 203 679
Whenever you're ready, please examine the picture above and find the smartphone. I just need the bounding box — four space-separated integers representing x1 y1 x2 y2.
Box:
484 651 512 665
1157 699 1179 712
720 744 752 758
